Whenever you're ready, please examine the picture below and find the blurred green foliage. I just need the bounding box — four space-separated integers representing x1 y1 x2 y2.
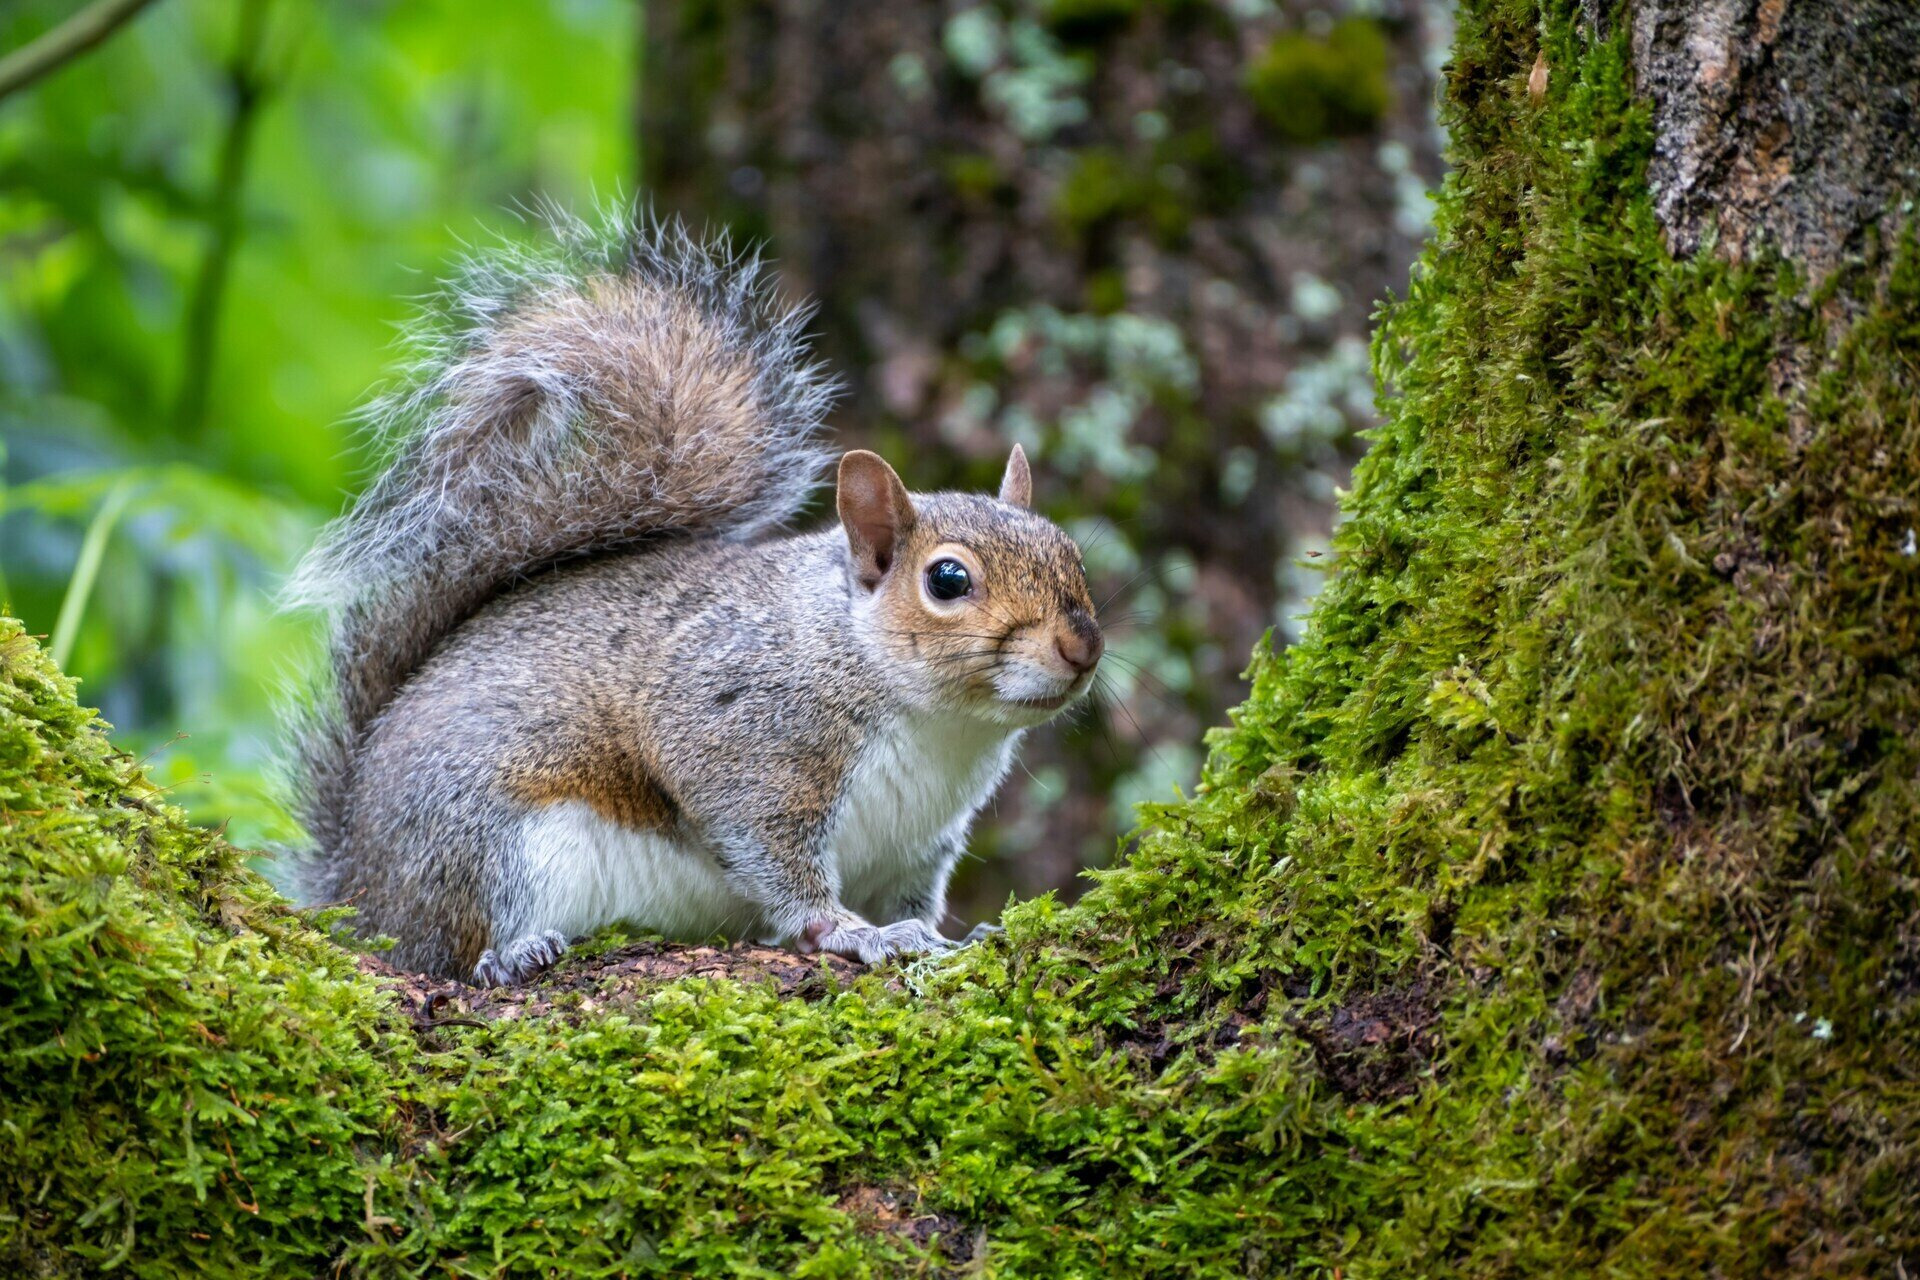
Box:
0 0 636 844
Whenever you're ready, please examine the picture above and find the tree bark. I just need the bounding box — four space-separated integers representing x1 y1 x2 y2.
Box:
1630 0 1920 278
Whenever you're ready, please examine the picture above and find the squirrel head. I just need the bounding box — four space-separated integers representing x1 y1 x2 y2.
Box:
838 447 1103 728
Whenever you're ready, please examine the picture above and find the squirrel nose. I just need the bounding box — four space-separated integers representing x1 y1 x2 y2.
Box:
1054 617 1103 676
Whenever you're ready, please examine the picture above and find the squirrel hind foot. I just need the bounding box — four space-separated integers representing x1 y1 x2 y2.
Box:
471 929 570 987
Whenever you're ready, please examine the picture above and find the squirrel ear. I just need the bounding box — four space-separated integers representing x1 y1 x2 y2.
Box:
998 444 1032 508
838 450 916 590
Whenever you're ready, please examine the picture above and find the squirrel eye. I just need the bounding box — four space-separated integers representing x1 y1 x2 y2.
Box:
925 558 972 602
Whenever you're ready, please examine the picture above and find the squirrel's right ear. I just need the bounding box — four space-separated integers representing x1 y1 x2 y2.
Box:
998 444 1032 508
838 450 917 590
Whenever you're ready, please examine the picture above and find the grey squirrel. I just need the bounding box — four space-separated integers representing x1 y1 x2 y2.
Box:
285 212 1103 985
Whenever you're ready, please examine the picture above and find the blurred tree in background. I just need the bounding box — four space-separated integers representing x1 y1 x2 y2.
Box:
644 0 1446 915
0 0 1440 920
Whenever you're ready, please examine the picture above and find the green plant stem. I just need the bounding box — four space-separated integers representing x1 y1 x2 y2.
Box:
50 480 135 672
0 0 163 102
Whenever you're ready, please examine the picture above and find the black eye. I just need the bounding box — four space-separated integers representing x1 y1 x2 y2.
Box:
925 558 972 601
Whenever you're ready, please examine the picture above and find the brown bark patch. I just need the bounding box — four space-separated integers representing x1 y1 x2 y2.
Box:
831 1185 980 1267
1630 0 1920 279
1293 982 1442 1101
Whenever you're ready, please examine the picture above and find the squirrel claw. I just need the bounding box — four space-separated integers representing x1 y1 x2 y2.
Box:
962 921 1004 945
471 929 569 987
812 918 957 965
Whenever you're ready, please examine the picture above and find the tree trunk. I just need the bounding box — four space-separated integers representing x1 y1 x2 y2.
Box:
5 2 1918 1276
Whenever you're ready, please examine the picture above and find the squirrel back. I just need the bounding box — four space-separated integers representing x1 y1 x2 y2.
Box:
285 211 835 890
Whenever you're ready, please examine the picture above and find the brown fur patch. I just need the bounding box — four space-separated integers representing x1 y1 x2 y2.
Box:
504 732 679 831
493 280 769 520
449 912 494 978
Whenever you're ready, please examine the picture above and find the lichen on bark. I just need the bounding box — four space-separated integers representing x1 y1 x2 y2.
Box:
4 1 1919 1276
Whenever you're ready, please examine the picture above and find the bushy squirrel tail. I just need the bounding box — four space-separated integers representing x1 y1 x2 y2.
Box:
283 208 835 891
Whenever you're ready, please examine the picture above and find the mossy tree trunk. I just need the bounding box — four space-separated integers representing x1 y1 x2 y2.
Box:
5 2 1919 1276
1165 0 1920 1265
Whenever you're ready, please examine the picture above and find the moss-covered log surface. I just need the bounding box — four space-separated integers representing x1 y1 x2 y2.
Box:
6 2 1919 1275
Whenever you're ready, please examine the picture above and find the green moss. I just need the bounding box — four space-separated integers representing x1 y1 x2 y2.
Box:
940 151 1006 203
1244 18 1392 144
0 620 414 1276
1053 146 1142 232
1086 267 1128 313
1053 146 1195 246
9 2 1920 1274
1155 125 1247 214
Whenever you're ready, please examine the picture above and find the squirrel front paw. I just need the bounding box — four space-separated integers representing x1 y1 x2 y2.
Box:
471 929 569 987
798 917 958 965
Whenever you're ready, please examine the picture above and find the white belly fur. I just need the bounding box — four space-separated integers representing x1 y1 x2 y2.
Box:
514 801 760 942
829 713 1019 914
510 715 1020 941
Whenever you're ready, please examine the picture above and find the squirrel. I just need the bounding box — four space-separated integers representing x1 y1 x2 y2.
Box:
284 212 1103 985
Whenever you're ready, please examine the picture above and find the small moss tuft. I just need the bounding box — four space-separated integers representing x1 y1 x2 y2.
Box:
941 150 1005 202
1053 145 1143 232
1053 145 1196 245
1086 266 1129 314
1244 18 1393 144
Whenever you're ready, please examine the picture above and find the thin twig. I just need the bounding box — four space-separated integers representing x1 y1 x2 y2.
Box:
0 0 163 103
